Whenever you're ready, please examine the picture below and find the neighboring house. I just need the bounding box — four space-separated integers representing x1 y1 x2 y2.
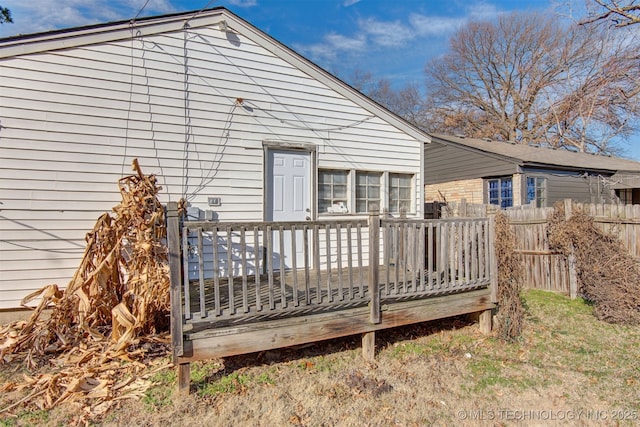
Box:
0 8 429 310
425 134 640 208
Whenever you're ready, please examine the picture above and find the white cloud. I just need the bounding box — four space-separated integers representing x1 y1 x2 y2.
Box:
466 2 504 21
343 0 361 6
358 17 414 47
408 13 466 36
295 31 367 63
0 0 176 38
324 32 367 51
227 0 258 7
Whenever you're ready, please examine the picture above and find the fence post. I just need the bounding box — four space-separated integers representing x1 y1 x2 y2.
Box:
564 199 579 299
166 202 190 394
460 198 467 217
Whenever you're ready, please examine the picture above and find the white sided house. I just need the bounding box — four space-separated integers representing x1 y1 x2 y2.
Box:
0 8 428 311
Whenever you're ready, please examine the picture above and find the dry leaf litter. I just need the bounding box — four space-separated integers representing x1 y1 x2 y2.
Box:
0 159 175 420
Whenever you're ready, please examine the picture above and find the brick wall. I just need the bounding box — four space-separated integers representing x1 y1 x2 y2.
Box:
425 178 484 204
426 174 525 206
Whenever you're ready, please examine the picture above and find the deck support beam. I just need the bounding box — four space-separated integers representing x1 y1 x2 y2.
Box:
178 362 191 395
479 309 492 334
362 331 375 362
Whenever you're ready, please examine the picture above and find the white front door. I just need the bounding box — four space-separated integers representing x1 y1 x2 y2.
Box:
266 149 311 269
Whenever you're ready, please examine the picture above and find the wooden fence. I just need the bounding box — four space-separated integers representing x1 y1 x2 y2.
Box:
443 199 640 295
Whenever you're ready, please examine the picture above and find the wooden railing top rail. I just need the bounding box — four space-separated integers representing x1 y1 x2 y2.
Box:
381 217 489 224
182 219 369 230
180 217 487 231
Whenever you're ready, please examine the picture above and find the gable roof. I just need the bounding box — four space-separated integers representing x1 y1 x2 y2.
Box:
0 7 430 145
430 134 640 173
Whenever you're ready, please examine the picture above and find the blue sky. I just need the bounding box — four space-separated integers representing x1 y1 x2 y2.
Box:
1 0 638 159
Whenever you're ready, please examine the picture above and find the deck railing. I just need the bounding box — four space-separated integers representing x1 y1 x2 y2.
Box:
179 218 370 321
380 218 492 298
167 203 494 334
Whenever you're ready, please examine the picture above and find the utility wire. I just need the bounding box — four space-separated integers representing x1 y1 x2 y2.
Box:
133 0 152 22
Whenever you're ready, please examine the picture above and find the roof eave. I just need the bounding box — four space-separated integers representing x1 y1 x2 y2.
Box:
428 134 523 166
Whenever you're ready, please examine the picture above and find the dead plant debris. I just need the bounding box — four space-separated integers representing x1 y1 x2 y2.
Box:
0 159 174 421
344 370 393 397
493 212 525 341
548 202 640 324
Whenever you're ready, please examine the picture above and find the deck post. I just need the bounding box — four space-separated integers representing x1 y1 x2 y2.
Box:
362 331 375 362
167 202 184 361
178 362 191 395
167 202 189 393
488 215 498 304
368 211 381 324
364 211 381 362
479 309 492 334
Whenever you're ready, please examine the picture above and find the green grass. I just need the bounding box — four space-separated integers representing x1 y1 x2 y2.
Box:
0 410 50 427
4 289 640 425
197 371 252 397
142 368 177 411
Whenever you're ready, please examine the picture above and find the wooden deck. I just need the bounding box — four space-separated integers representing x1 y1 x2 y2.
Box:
166 203 498 393
182 288 494 362
184 265 491 332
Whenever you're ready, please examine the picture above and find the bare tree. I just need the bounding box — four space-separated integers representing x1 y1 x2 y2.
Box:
350 70 428 130
542 24 640 151
581 0 640 27
424 12 640 153
0 5 11 24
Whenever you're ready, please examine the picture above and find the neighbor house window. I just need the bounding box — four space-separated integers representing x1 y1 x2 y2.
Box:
526 177 546 207
356 171 381 213
318 170 348 213
388 173 413 213
487 177 513 208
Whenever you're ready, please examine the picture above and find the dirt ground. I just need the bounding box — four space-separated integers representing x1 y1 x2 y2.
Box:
2 290 640 426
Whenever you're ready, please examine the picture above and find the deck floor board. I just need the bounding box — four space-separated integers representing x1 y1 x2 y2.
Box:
184 265 490 331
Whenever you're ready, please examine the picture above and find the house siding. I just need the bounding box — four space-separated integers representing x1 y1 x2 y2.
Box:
0 12 423 309
424 140 518 184
522 169 613 206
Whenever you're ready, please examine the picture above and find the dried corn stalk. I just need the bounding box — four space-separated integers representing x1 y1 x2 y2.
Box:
0 159 173 417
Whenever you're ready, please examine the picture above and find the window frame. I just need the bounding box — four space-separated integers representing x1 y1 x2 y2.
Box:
486 177 513 208
318 169 350 214
355 171 382 213
317 169 415 215
526 176 546 207
388 173 413 214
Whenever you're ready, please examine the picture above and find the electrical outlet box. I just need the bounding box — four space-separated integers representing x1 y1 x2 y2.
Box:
208 197 222 206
